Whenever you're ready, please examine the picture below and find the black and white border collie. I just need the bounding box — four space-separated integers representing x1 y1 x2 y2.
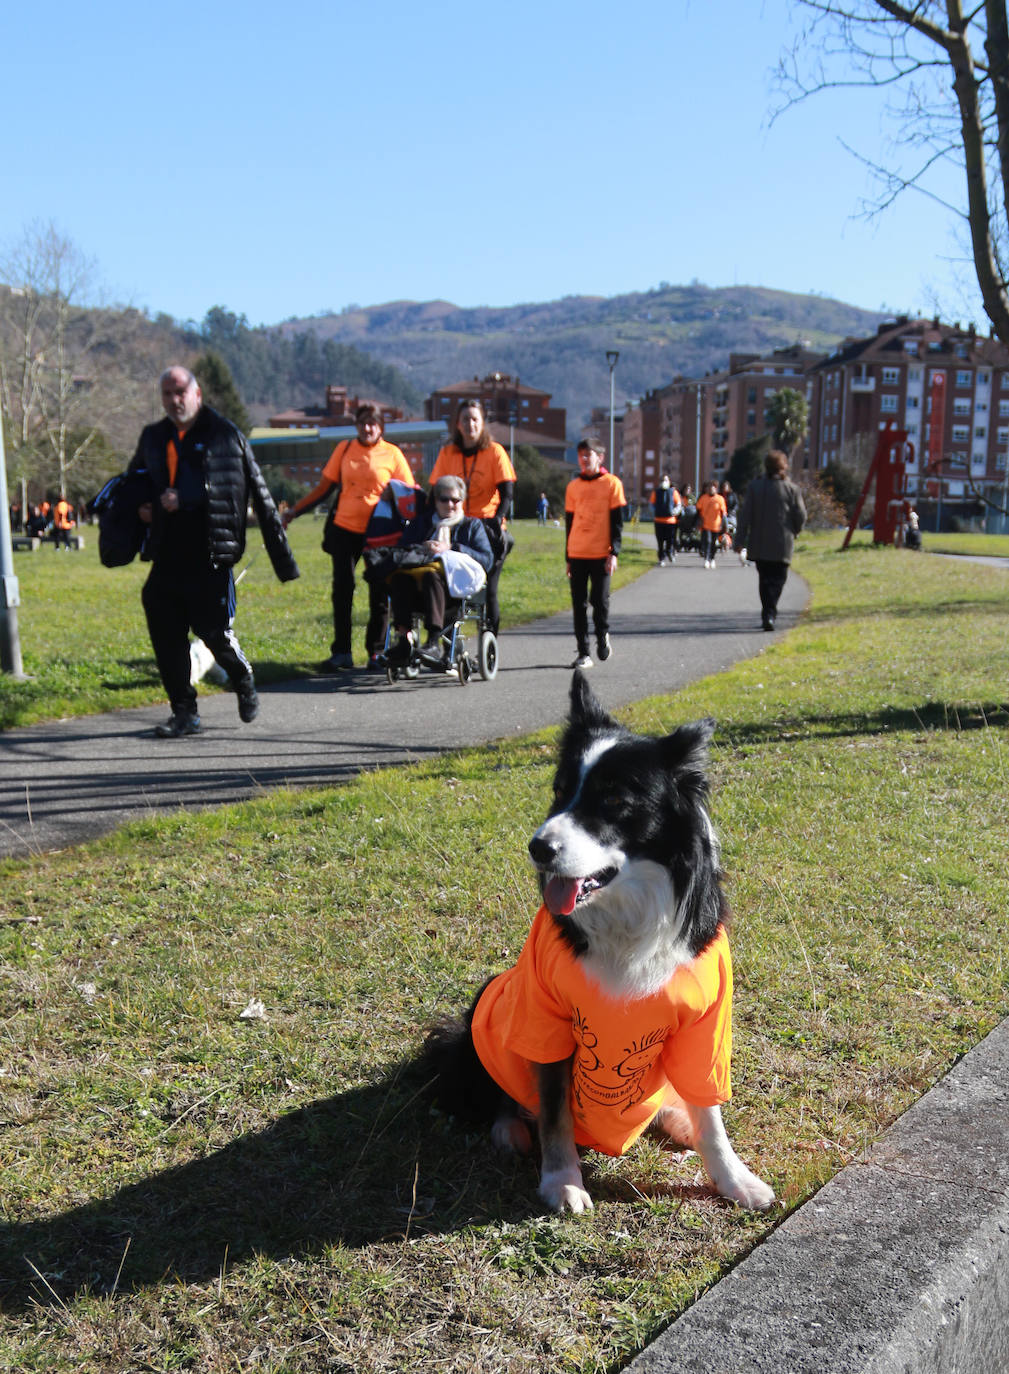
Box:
425 671 774 1215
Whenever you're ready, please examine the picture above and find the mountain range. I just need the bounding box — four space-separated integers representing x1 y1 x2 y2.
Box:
271 282 888 430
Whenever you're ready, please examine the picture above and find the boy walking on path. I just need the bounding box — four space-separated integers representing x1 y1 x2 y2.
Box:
565 440 626 669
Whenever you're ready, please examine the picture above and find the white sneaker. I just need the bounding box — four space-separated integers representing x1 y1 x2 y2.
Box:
572 653 593 669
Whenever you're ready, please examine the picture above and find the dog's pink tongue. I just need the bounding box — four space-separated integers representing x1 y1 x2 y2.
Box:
544 876 581 917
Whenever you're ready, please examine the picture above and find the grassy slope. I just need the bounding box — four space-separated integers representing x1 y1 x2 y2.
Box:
0 534 1007 1371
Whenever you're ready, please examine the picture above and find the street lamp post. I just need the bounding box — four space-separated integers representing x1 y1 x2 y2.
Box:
606 350 619 474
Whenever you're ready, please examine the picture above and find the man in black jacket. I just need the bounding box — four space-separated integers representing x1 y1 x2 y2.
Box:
131 366 299 738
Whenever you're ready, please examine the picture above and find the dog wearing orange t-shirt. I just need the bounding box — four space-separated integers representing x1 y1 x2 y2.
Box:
425 672 774 1215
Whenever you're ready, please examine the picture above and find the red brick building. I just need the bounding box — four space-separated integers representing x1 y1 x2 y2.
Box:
268 384 404 430
426 373 568 460
620 392 662 503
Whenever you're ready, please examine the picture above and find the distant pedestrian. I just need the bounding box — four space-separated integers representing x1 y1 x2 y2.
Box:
537 492 550 525
565 439 625 668
735 449 807 631
649 474 681 566
53 497 75 550
131 365 299 738
284 402 413 672
696 480 727 569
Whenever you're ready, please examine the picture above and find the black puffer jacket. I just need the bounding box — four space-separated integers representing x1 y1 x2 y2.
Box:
129 405 298 581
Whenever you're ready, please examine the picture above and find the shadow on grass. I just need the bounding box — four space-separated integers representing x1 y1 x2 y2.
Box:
721 700 1009 747
0 1063 545 1312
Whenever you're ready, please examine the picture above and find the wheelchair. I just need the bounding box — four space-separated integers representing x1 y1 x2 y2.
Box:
381 584 499 687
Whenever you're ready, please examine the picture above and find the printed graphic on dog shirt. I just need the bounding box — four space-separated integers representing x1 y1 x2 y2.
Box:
570 1006 670 1118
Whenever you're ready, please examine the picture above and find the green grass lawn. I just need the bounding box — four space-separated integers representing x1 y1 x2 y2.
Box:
0 519 649 729
1 531 1008 1371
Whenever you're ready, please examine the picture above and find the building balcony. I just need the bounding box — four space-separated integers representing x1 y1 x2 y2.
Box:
849 377 876 393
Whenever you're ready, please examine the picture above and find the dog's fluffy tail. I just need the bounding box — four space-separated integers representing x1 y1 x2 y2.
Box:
420 982 503 1124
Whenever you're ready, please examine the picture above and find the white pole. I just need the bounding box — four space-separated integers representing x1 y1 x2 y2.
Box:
0 418 25 677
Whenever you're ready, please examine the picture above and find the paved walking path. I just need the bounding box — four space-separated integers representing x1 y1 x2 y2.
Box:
0 550 804 860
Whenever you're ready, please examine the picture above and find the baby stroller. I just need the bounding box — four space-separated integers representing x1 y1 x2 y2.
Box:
677 505 701 554
717 512 737 554
382 583 498 686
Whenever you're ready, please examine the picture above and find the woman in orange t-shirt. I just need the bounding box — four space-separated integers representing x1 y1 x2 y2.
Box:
429 400 516 634
695 481 727 569
284 402 413 671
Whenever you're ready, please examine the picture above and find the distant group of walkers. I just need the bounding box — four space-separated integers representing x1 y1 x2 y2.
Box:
10 497 79 548
644 453 806 631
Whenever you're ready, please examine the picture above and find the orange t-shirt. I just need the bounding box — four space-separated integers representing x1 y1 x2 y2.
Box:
54 499 75 530
323 438 414 535
696 492 727 533
429 442 516 521
471 908 733 1157
565 472 626 561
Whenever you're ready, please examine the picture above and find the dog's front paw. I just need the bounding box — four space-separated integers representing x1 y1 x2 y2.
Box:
718 1165 776 1212
539 1169 593 1214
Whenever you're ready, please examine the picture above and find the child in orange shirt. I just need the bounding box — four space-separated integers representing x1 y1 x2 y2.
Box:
564 441 626 668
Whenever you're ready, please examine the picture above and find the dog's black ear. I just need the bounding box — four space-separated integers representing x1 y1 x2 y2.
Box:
569 669 614 730
661 717 716 779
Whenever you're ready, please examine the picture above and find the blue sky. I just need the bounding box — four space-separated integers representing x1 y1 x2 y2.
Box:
0 0 984 329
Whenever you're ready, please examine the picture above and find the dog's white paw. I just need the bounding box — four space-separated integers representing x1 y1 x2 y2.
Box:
716 1165 776 1212
539 1169 594 1215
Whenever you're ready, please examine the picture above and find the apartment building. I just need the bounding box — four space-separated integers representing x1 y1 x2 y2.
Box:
620 392 661 503
656 344 822 488
806 317 1009 505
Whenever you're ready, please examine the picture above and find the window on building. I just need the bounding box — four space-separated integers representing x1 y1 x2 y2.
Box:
999 426 1009 444
976 426 987 438
999 400 1009 417
997 452 1009 471
880 394 898 412
1000 374 1009 390
977 372 990 385
902 338 919 355
906 395 920 409
972 451 987 467
953 398 971 415
906 422 918 436
882 367 900 385
952 425 969 442
956 369 972 387
908 367 922 381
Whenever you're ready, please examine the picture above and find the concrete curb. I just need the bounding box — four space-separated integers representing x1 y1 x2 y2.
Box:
628 1017 1009 1373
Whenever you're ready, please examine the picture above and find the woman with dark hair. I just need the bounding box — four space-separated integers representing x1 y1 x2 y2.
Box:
735 449 807 631
284 402 414 671
428 400 516 634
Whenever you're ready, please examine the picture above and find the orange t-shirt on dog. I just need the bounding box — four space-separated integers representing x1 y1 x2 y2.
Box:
471 908 733 1157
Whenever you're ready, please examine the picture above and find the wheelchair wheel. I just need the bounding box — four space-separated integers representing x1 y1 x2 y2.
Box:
457 653 472 685
477 630 498 681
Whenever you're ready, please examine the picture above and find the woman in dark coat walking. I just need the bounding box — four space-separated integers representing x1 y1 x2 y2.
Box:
735 450 807 631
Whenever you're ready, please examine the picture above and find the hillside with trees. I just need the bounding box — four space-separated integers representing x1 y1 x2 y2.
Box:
274 282 888 428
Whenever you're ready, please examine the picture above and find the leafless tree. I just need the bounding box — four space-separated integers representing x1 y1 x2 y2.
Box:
778 2 1009 341
0 221 152 500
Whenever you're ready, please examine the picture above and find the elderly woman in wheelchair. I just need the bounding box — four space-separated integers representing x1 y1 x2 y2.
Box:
383 474 494 670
